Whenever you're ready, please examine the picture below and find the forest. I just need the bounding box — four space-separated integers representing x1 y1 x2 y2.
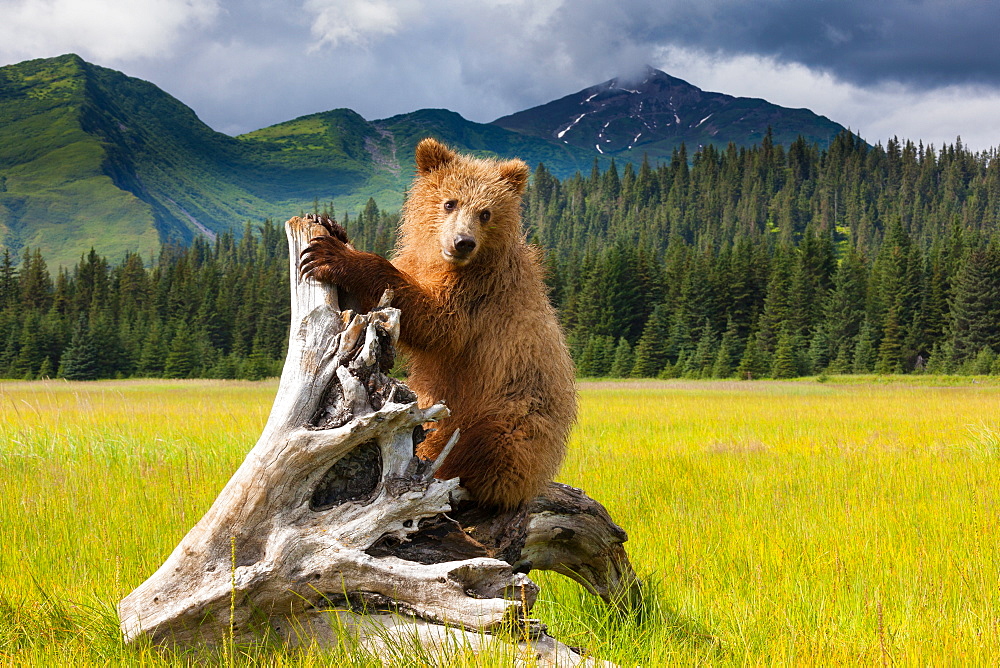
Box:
2 130 1000 380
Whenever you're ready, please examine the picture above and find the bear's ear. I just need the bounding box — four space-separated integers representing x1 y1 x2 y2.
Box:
415 138 456 174
498 159 530 194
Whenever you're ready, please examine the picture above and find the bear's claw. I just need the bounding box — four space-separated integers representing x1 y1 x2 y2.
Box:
304 214 350 244
299 234 354 284
319 218 350 243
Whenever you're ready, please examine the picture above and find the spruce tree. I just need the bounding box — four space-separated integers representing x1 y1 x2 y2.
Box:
770 326 799 379
631 304 671 377
13 311 45 379
685 320 717 378
577 335 602 377
821 248 867 364
0 249 16 309
875 305 904 374
138 319 168 376
609 337 635 378
736 332 768 380
596 335 616 377
949 246 1000 365
241 347 272 381
972 347 996 375
710 318 740 378
163 322 198 379
59 317 103 381
828 342 853 375
807 325 832 374
852 318 878 374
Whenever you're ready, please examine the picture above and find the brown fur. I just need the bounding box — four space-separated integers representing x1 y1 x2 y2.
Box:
301 138 577 508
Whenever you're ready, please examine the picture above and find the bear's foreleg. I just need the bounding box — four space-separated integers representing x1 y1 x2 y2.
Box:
300 236 468 352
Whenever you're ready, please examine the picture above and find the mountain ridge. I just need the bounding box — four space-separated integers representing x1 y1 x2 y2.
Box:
0 55 850 267
493 65 845 160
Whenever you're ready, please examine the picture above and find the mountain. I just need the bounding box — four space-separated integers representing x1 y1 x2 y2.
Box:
0 54 273 266
237 107 599 212
492 66 846 161
0 55 598 267
0 56 850 267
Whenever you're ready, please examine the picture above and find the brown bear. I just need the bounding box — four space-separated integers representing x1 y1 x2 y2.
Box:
300 137 577 509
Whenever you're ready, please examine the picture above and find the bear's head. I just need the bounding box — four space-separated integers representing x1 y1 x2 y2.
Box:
400 138 530 268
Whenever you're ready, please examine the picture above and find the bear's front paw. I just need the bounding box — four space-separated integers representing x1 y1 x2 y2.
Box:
300 235 353 284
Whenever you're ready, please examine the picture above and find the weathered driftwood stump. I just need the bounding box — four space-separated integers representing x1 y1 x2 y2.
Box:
118 216 639 664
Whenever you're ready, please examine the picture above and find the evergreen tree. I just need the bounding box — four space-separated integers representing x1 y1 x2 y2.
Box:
685 320 717 378
91 310 127 378
9 130 1000 381
12 311 46 378
875 305 904 374
19 248 53 311
755 247 794 356
820 247 868 360
0 249 16 309
578 334 614 378
241 339 273 381
770 326 799 379
59 317 103 381
138 318 168 376
852 318 878 373
807 325 833 374
163 322 199 379
631 304 671 377
736 332 769 380
710 319 740 379
609 337 635 378
949 246 1000 364
972 347 996 375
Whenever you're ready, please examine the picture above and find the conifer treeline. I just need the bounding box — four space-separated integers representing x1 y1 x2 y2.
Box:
529 131 1000 378
2 130 1000 380
0 221 291 380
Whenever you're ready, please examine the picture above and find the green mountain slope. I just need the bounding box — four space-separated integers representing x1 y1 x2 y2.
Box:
493 66 847 161
0 55 601 266
0 56 854 267
237 108 389 207
0 54 287 266
0 55 161 267
238 107 601 214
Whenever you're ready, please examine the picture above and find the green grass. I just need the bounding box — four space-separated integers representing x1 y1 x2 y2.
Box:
2 377 1000 664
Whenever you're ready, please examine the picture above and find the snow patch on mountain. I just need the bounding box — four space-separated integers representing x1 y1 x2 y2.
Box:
558 113 587 139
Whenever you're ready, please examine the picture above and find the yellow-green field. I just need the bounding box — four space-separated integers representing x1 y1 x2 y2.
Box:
2 377 1000 665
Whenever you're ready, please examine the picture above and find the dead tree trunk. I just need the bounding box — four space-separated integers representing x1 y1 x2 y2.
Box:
117 216 639 665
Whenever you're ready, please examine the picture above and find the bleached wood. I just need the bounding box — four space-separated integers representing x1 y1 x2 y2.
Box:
117 216 634 665
283 610 615 667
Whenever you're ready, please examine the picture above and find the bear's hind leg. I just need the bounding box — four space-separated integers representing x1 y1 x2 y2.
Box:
435 414 564 510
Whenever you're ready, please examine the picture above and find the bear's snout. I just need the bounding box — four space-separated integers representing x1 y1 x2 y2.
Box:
443 234 477 264
453 235 476 255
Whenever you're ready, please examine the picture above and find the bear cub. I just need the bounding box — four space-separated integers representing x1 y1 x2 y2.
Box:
300 138 577 509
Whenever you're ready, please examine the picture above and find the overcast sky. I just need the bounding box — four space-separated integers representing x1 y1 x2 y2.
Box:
2 0 1000 151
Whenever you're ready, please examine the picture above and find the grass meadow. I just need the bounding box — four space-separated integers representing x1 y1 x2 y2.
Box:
2 377 1000 665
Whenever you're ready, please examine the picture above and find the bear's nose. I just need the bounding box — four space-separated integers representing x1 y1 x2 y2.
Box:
453 235 477 255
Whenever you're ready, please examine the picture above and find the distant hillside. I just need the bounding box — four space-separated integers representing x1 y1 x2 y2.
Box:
0 55 163 267
0 55 599 266
493 66 847 161
236 107 599 214
1 56 852 267
0 54 275 266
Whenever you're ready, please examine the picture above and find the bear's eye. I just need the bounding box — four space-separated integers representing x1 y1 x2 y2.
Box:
479 210 491 223
444 200 457 211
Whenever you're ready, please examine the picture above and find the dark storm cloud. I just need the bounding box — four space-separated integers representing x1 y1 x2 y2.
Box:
2 0 999 148
634 0 1000 89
